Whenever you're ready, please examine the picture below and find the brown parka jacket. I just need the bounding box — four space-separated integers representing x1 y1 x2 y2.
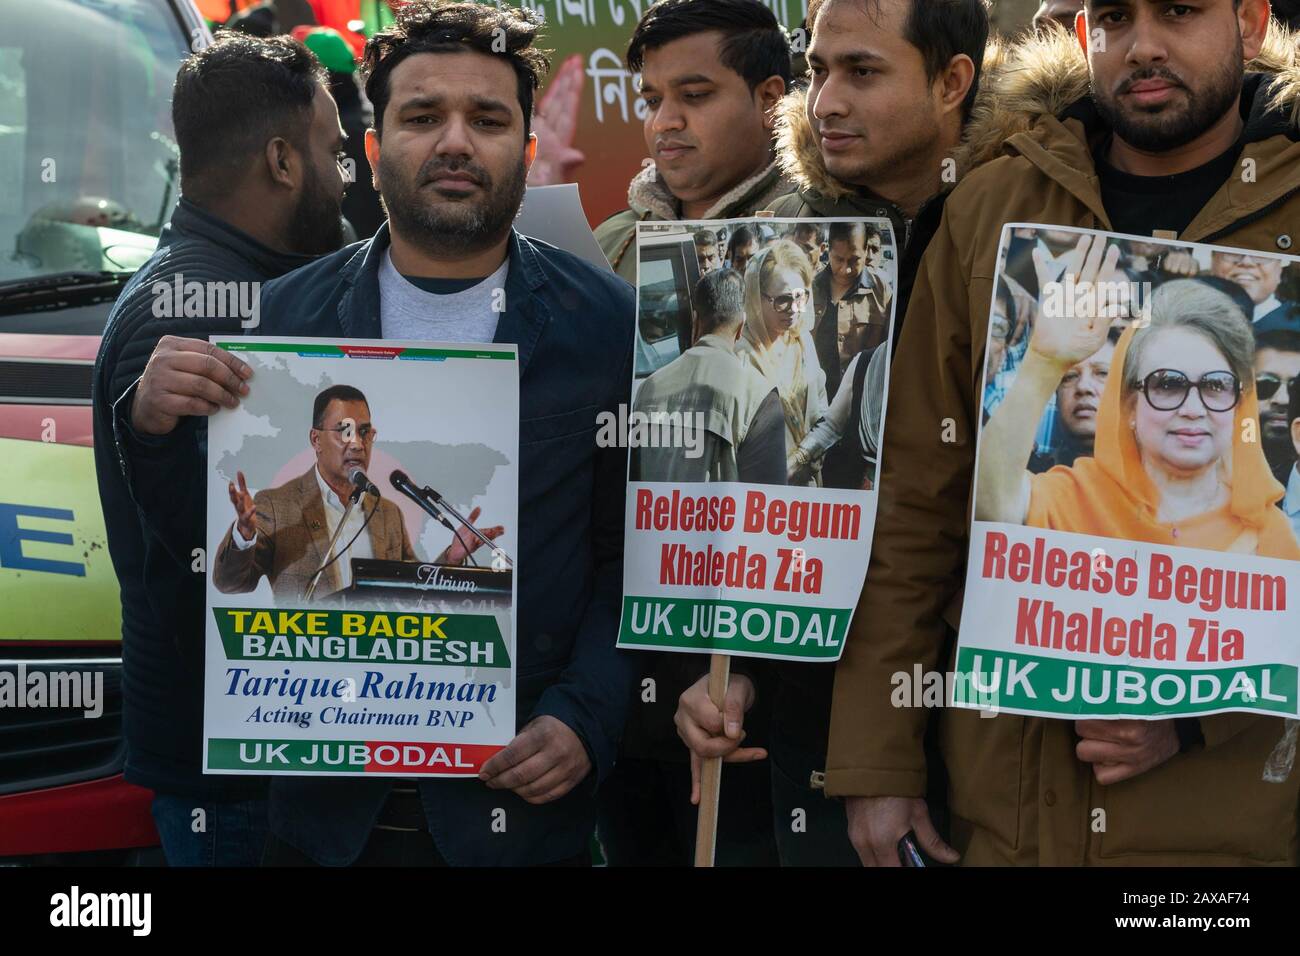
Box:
827 25 1300 866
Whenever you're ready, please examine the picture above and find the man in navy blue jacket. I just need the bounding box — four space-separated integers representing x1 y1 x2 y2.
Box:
133 1 636 865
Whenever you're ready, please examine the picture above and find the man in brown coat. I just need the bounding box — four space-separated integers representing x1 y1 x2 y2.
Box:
830 1 1300 865
810 221 894 398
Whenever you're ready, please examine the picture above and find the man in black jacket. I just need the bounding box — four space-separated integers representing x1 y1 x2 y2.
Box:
91 33 346 866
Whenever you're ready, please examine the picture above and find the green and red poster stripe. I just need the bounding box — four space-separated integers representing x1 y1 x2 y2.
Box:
215 341 512 361
208 738 503 774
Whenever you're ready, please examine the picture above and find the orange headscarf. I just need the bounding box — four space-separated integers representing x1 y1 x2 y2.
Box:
1027 324 1300 559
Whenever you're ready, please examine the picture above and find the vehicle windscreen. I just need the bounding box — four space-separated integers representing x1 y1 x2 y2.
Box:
0 0 191 284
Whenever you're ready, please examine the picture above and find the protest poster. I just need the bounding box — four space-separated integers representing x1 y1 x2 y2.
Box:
202 337 519 776
956 224 1300 720
616 217 898 663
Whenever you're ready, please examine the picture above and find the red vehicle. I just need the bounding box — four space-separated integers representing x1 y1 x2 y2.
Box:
0 0 209 863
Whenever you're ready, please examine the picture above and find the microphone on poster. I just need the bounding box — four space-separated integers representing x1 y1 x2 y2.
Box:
389 468 514 568
348 467 381 499
390 468 457 534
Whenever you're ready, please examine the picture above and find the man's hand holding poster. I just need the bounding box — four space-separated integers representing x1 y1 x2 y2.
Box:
202 338 519 776
616 217 897 662
958 225 1300 720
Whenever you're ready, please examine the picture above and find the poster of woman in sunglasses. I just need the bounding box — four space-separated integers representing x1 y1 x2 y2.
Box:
954 225 1300 722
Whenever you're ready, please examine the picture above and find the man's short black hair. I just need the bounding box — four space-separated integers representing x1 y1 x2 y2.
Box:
626 0 793 90
313 385 369 428
361 0 551 138
792 222 823 243
727 225 755 256
694 228 718 249
695 268 746 333
808 0 990 120
172 33 326 203
827 221 882 247
1257 329 1300 355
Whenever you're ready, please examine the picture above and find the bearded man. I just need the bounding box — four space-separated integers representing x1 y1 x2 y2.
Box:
137 1 637 867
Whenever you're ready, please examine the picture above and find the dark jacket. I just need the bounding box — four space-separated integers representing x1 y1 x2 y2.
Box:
810 264 892 399
249 224 638 865
92 198 316 799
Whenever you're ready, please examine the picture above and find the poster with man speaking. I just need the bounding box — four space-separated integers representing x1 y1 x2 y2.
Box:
617 216 897 662
202 338 519 777
958 224 1300 728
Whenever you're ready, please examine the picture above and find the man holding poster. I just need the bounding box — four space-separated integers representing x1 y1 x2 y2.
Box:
676 0 989 866
830 0 1300 867
142 1 636 867
622 215 898 867
593 0 796 867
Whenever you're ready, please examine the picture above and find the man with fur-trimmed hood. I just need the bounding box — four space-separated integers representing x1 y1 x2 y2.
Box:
674 0 992 866
766 0 992 338
833 2 1300 866
593 0 795 282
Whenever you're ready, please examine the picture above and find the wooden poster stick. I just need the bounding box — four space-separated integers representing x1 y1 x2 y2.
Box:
694 652 731 867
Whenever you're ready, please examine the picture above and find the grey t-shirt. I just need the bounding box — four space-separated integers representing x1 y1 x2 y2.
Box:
378 248 508 343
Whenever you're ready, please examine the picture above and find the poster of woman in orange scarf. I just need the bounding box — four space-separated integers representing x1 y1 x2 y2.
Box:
958 225 1300 723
